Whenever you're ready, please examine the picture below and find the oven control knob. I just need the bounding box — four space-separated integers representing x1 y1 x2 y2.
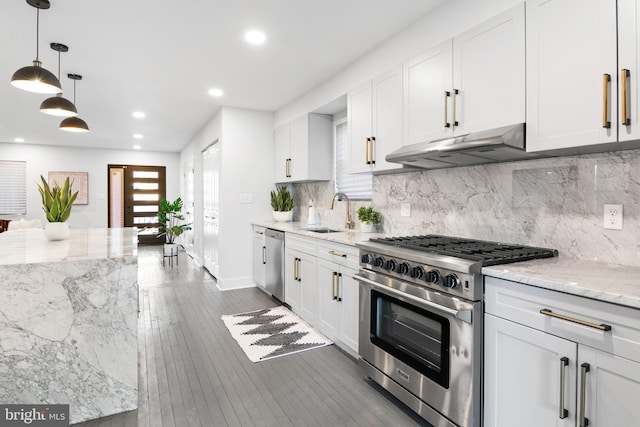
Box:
443 274 460 289
374 257 385 268
425 270 440 283
361 253 373 264
398 263 410 275
385 260 397 272
411 266 425 279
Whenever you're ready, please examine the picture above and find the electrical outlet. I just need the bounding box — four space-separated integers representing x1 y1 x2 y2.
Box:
603 204 623 230
239 193 253 204
401 203 411 217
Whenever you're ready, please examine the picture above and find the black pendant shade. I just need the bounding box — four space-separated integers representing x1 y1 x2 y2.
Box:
10 0 62 94
59 116 89 132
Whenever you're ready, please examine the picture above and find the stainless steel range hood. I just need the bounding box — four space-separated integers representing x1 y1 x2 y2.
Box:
386 123 544 170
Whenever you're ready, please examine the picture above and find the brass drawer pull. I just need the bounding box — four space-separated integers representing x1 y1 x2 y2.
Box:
622 69 631 126
540 309 611 331
602 74 611 129
328 250 347 258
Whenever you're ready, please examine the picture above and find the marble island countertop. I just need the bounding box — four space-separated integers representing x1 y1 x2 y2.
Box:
252 220 389 246
0 227 138 266
483 257 640 309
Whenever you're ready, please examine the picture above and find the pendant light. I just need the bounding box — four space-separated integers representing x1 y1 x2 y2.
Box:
10 0 62 94
40 43 78 117
60 74 89 133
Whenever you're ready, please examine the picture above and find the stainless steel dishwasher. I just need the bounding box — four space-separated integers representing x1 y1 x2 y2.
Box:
264 229 285 302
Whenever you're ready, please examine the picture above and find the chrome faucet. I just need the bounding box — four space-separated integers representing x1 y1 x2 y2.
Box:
330 192 353 229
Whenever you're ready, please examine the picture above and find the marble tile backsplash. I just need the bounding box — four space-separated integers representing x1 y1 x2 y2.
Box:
293 149 640 266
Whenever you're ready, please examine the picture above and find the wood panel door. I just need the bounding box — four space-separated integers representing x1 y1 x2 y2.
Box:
108 164 166 245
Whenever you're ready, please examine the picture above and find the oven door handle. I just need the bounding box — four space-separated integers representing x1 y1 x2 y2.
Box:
354 274 473 324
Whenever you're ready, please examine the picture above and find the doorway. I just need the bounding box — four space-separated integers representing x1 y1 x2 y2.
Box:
108 164 166 245
202 142 219 277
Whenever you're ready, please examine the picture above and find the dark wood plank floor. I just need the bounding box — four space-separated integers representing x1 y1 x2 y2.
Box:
72 246 430 427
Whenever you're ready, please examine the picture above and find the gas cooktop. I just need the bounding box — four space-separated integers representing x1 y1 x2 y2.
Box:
368 234 558 267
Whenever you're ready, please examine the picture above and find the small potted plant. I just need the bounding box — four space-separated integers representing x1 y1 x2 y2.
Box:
271 185 294 222
157 197 192 245
357 206 382 233
37 175 78 241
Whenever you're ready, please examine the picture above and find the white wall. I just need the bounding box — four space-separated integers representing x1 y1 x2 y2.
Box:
179 107 274 288
0 143 180 228
275 0 521 126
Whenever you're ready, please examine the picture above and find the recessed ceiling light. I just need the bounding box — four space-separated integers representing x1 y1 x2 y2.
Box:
14 137 24 143
244 30 266 45
133 145 142 150
132 111 146 119
133 133 143 139
208 88 224 97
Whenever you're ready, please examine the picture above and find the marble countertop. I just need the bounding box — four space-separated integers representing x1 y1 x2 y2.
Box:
0 227 138 266
483 257 640 309
252 221 388 246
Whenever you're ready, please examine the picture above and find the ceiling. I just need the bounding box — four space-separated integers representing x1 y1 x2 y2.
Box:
0 0 443 153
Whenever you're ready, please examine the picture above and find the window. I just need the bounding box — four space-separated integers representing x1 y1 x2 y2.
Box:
334 117 372 199
0 160 27 215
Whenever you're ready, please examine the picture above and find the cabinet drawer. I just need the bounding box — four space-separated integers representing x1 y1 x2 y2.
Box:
285 233 317 256
317 240 359 270
485 276 640 362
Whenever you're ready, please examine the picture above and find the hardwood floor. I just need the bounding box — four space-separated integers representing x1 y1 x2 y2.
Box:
73 246 430 427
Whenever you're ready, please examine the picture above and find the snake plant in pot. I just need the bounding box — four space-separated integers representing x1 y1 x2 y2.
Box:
37 175 78 241
270 185 294 222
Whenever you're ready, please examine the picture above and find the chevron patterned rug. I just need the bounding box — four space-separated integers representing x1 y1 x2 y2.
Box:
221 306 333 362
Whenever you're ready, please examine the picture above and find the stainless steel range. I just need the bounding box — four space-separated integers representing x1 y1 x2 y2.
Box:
355 235 557 427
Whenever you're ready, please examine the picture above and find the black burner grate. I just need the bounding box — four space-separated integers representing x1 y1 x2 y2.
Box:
369 234 558 266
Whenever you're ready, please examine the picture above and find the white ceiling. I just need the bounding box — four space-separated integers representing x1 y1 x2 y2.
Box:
1 0 443 153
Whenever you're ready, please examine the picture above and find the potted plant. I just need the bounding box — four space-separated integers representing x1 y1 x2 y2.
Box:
37 175 78 241
271 185 294 222
357 206 382 233
157 197 192 245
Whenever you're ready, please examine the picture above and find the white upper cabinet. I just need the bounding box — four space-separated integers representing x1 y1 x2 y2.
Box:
274 113 333 183
526 0 618 152
348 66 403 174
617 0 640 142
404 3 525 145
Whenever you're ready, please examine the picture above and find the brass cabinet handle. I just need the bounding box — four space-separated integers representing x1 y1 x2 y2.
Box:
579 363 590 427
558 357 569 419
332 272 337 300
622 69 631 126
602 74 611 129
328 250 347 258
540 309 612 331
293 257 298 281
337 272 343 302
452 89 459 127
297 258 302 282
444 91 451 128
370 136 376 165
365 138 371 165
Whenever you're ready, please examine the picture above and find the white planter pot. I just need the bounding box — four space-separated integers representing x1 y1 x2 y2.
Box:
360 222 374 233
45 222 69 241
273 210 293 222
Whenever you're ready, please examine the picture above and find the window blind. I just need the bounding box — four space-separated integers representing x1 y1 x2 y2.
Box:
334 120 372 200
0 160 27 215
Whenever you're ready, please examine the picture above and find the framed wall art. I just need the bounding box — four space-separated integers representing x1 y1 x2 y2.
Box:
48 171 88 205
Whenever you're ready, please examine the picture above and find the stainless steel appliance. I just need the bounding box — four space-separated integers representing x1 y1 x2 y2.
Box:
264 228 285 302
355 235 557 427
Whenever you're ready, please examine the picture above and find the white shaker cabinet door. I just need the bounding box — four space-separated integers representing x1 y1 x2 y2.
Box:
403 40 453 145
274 123 290 183
371 66 403 172
526 0 617 152
578 345 640 427
452 3 525 135
618 0 640 142
484 313 577 427
348 80 373 174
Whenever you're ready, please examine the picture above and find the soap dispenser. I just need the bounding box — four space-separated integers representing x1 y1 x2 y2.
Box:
307 199 317 225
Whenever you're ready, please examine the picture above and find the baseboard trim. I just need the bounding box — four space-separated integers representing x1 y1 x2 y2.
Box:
216 276 256 291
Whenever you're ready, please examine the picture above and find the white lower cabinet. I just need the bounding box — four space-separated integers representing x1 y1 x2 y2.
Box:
284 237 317 322
252 226 266 288
317 259 359 355
484 276 640 427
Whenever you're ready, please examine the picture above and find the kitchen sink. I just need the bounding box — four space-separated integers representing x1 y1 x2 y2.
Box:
303 227 342 233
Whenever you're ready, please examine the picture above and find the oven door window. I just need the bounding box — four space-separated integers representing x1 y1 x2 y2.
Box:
370 289 450 388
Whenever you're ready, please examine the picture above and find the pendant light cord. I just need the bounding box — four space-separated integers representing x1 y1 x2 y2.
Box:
35 8 40 60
